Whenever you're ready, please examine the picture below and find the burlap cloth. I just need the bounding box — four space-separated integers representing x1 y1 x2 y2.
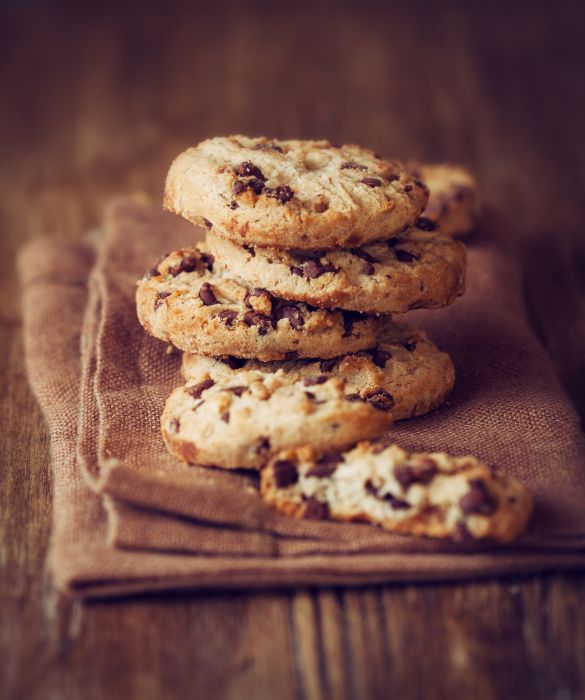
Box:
18 197 585 598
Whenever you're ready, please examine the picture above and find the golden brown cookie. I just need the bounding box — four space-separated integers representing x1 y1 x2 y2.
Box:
164 135 428 250
136 246 388 361
182 322 455 422
262 442 533 544
205 224 466 314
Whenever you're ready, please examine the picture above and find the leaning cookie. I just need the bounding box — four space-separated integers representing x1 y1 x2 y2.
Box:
412 163 479 237
182 323 455 422
162 373 394 470
164 135 428 250
136 247 388 361
205 223 465 314
261 442 533 544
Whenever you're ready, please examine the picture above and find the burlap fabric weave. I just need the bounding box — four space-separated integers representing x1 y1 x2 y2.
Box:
18 197 585 598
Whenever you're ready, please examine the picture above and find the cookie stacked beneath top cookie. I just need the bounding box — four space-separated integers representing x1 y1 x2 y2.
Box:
137 135 466 459
134 137 534 544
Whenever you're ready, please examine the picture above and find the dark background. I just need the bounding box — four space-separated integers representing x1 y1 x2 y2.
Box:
1 1 585 698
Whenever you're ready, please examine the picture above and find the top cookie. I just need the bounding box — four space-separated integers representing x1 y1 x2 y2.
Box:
164 135 429 250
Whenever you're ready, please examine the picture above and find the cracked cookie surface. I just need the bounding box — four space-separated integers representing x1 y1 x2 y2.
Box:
162 373 394 470
205 223 466 313
182 322 455 422
136 246 387 360
164 135 428 250
261 442 533 543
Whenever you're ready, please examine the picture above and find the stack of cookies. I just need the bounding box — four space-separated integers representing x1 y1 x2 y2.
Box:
136 136 532 543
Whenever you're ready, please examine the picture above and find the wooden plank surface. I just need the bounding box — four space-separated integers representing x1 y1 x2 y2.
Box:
1 1 584 697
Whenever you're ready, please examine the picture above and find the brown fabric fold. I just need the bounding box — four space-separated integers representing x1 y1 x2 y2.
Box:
19 197 585 598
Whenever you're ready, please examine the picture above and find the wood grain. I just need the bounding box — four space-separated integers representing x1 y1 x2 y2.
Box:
1 1 584 698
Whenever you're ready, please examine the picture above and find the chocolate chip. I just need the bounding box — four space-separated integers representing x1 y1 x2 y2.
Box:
303 497 329 520
303 375 328 386
365 477 408 509
341 161 367 170
460 479 497 516
230 200 239 210
227 386 247 397
202 218 213 229
319 359 337 373
201 252 214 271
256 437 271 456
235 161 266 180
342 311 364 338
364 479 378 495
273 459 297 487
233 180 247 196
387 237 401 248
290 266 304 277
404 184 413 192
416 216 437 231
264 185 294 203
360 177 382 187
364 388 394 411
168 255 198 276
182 255 198 273
219 355 247 369
147 267 161 278
395 249 419 263
414 179 427 189
384 493 411 509
371 349 391 368
386 173 399 182
243 311 274 335
314 196 329 213
350 248 377 263
221 411 230 423
169 418 180 433
363 262 375 275
269 300 304 329
306 455 342 478
403 341 417 352
305 391 316 400
346 389 393 411
243 244 256 257
218 309 238 327
199 282 218 306
302 258 338 279
248 177 266 195
187 378 215 399
393 461 438 491
154 291 171 309
284 351 299 360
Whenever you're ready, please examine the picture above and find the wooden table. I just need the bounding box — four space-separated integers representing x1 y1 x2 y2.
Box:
2 1 584 697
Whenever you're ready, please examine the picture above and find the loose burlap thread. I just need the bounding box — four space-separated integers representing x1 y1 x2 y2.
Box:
19 197 585 598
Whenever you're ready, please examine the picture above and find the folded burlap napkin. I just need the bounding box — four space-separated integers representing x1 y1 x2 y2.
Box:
19 197 585 598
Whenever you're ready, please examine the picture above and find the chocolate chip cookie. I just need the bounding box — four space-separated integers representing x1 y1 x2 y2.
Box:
412 163 479 237
162 373 394 470
136 246 388 361
164 135 429 250
261 442 533 543
182 322 455 422
205 223 466 314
